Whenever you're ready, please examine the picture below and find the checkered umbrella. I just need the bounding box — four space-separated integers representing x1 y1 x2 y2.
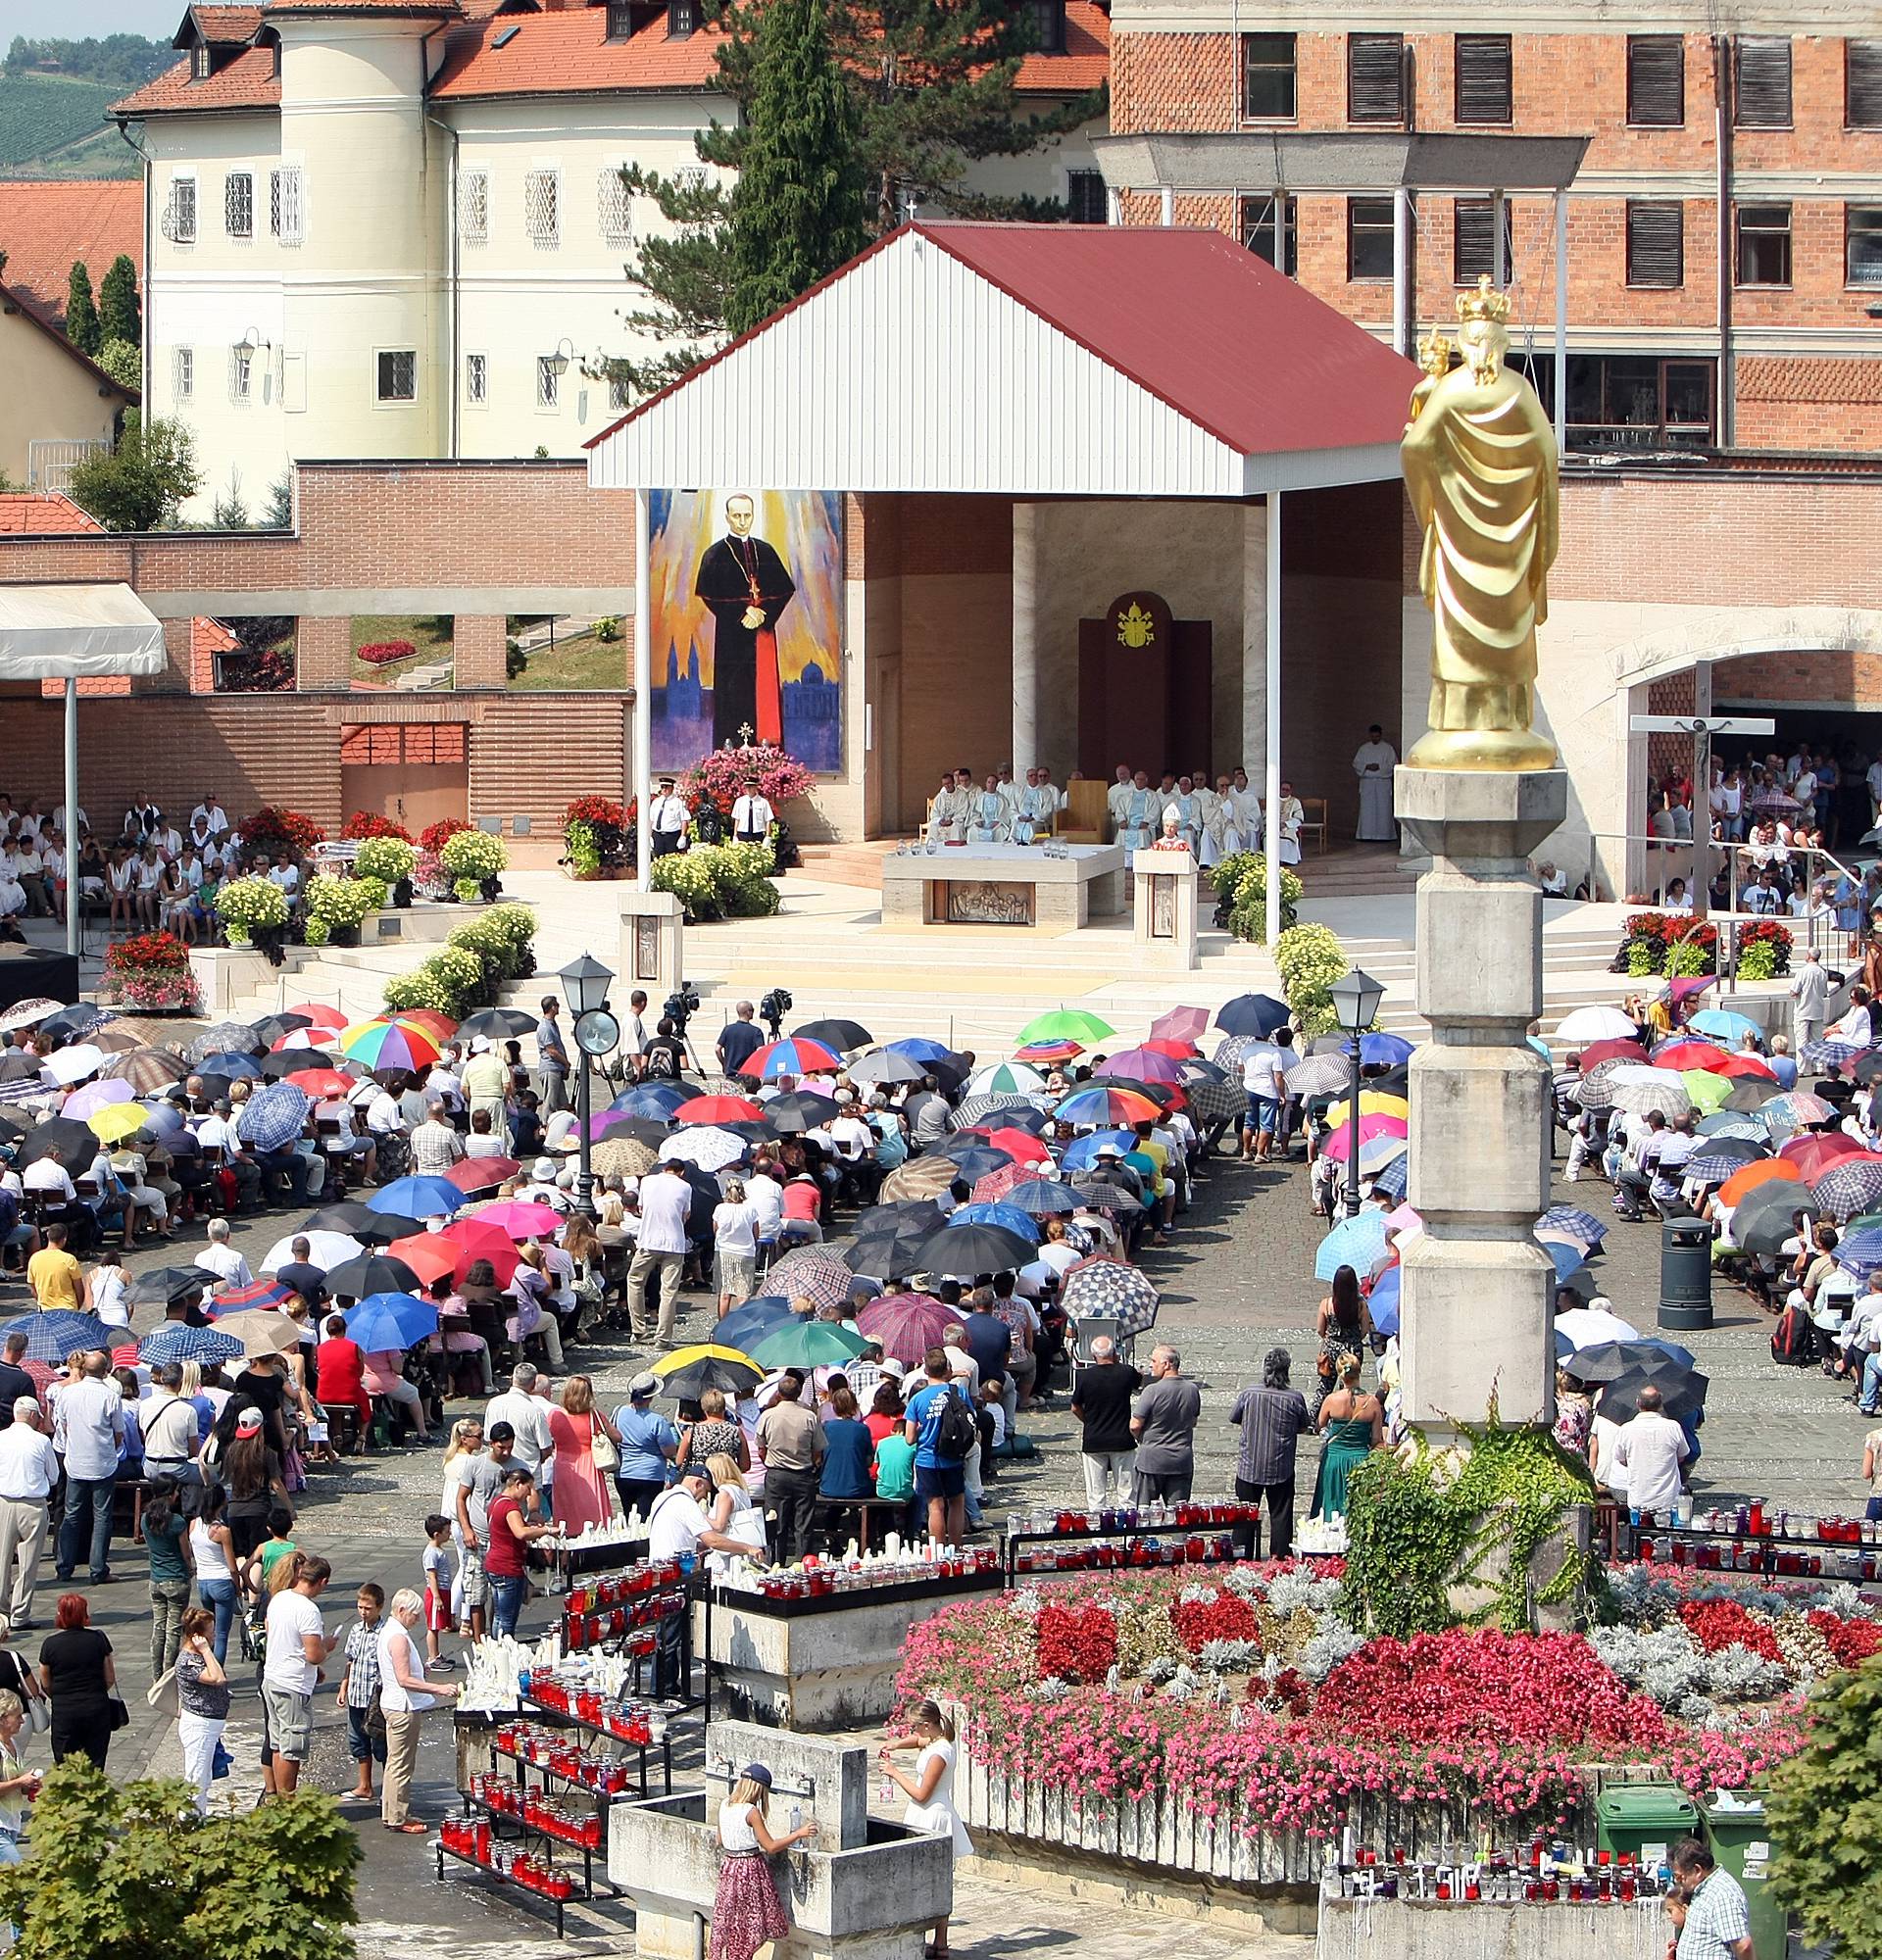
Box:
99 1048 188 1094
1605 1066 1694 1119
1176 1059 1243 1124
766 1248 857 1312
1808 1153 1882 1223
1372 1154 1409 1200
1060 1257 1160 1338
1537 1204 1608 1248
235 1080 311 1153
18 1312 111 1362
1000 1178 1083 1217
1282 1052 1352 1100
184 1022 264 1063
1799 1039 1863 1076
1685 1144 1769 1186
138 1323 245 1367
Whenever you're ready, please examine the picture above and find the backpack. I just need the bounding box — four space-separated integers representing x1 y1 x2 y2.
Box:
929 1383 977 1462
1770 1303 1817 1368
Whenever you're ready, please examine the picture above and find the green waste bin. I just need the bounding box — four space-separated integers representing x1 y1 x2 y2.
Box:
1705 1794 1787 1960
1594 1783 1699 1864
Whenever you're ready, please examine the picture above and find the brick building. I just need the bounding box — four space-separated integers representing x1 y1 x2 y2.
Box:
1097 3 1882 453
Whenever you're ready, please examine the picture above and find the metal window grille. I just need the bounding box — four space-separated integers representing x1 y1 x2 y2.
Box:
225 171 253 239
1028 0 1065 55
466 353 487 405
376 350 417 402
1850 42 1882 127
1626 37 1684 125
173 346 193 402
1455 35 1511 124
1848 206 1882 286
229 344 253 405
606 1 633 36
525 169 560 247
1347 34 1405 122
1735 203 1792 285
1735 38 1793 127
1626 202 1684 287
676 165 707 192
163 177 197 243
609 371 631 411
1065 170 1106 224
1241 33 1296 119
1239 194 1298 275
1453 198 1514 283
271 168 303 244
191 42 211 78
598 166 633 245
536 356 560 408
459 169 488 244
1348 196 1396 281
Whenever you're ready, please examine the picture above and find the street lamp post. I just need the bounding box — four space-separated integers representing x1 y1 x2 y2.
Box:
1327 967 1386 1221
559 952 618 1224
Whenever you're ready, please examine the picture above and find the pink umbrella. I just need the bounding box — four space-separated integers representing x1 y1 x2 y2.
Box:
1149 1006 1211 1045
855 1294 965 1367
1319 1114 1410 1161
467 1200 564 1240
61 1079 134 1121
1093 1048 1186 1084
1383 1202 1423 1235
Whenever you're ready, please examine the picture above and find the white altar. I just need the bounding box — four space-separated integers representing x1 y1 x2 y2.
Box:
880 843 1126 930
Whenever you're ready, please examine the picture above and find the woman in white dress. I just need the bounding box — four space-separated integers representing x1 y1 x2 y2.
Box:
879 1698 970 1958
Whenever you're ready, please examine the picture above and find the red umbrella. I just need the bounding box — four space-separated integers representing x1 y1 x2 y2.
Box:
1149 1006 1211 1045
674 1095 765 1124
444 1154 521 1193
1653 1041 1730 1071
1576 1039 1647 1069
1142 1038 1199 1059
401 1010 461 1042
1779 1132 1866 1178
284 1004 349 1030
978 1127 1052 1165
436 1217 520 1286
971 1162 1047 1202
271 1028 337 1053
1713 1053 1778 1082
855 1294 964 1368
386 1234 461 1288
285 1067 356 1099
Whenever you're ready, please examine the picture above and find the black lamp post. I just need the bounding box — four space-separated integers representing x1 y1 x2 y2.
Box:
1327 967 1386 1220
559 951 617 1223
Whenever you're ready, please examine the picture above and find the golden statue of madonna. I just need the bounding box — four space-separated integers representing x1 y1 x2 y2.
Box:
1403 277 1560 771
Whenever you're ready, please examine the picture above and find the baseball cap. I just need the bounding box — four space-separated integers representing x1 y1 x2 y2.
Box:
234 1410 263 1438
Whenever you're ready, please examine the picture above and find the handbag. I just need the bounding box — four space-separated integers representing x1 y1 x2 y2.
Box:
590 1414 619 1474
107 1696 130 1733
146 1669 178 1718
365 1691 387 1740
24 1693 47 1737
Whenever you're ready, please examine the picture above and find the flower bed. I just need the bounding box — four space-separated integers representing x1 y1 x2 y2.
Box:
340 811 413 842
898 1564 1835 1877
100 930 199 1013
357 639 417 665
1610 911 1791 980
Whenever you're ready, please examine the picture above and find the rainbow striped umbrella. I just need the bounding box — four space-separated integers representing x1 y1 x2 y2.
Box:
746 1037 844 1080
1055 1086 1163 1127
1013 1039 1082 1065
337 1016 445 1073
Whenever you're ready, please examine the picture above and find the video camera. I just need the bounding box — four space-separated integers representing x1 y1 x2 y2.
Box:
758 986 793 1039
664 981 702 1031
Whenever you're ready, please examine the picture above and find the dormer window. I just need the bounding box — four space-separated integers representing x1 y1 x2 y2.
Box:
605 1 633 39
669 0 698 37
191 42 213 79
1029 0 1066 56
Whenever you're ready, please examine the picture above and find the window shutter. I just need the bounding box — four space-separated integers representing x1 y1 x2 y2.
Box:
1454 200 1492 282
1626 203 1684 287
1455 36 1511 124
1627 37 1684 126
1736 38 1792 126
1348 35 1405 122
1849 41 1882 127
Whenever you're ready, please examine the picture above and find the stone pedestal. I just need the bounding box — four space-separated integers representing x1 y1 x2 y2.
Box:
1393 767 1565 1434
1131 851 1199 969
617 887 684 1002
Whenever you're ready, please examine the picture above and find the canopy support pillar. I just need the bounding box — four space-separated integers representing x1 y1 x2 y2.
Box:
1263 492 1284 947
633 488 653 894
1012 502 1037 778
64 678 78 959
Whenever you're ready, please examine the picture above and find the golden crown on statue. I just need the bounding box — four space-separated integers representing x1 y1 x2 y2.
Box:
1455 273 1511 323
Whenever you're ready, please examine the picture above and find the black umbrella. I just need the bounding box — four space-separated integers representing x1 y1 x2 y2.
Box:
720 1118 782 1144
128 1265 211 1309
844 1200 945 1280
930 1144 1013 1185
792 1018 873 1054
323 1252 421 1299
673 1162 722 1236
459 1008 539 1042
914 1222 1034 1279
768 1092 841 1133
1851 1053 1882 1086
303 1201 423 1246
41 1004 114 1042
594 1114 672 1149
1733 1181 1822 1256
1214 994 1292 1038
0 1055 41 1085
246 1014 309 1048
1595 1356 1709 1424
0 1110 25 1144
17 1116 95 1170
929 1054 970 1093
191 1073 235 1104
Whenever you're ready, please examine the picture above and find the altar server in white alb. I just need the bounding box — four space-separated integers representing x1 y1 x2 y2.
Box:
1353 724 1398 842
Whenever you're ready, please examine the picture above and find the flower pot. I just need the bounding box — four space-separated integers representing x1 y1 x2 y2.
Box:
226 931 253 949
329 923 361 948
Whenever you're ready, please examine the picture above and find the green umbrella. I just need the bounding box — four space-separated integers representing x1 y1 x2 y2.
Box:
745 1321 868 1369
1015 1009 1116 1044
1679 1069 1734 1115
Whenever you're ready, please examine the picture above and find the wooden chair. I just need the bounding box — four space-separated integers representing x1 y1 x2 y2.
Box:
1298 797 1328 855
1060 779 1108 844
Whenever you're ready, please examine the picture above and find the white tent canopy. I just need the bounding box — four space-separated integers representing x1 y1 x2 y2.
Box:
0 582 167 956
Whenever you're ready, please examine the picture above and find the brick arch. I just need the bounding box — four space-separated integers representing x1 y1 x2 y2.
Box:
1610 608 1882 695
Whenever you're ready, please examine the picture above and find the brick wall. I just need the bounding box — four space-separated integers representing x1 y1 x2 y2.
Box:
453 615 508 691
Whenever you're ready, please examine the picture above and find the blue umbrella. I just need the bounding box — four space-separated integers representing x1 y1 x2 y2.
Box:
1835 1228 1882 1281
930 1146 1012 1185
18 1311 111 1361
716 1296 798 1350
1538 1203 1607 1247
368 1175 465 1219
1314 1209 1391 1282
1060 1130 1135 1171
234 1079 311 1152
1214 995 1291 1038
949 1202 1042 1244
612 1083 690 1119
885 1037 954 1062
1543 1238 1591 1283
198 1051 265 1079
344 1292 439 1349
1687 1007 1760 1044
138 1323 244 1367
1361 1032 1414 1068
1002 1178 1082 1216
1368 1264 1402 1337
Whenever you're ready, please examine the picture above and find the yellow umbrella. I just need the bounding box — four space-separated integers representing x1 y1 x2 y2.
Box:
651 1344 765 1398
86 1103 153 1145
1325 1093 1411 1126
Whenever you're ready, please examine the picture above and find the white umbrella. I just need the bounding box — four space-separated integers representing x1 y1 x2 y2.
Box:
1607 1065 1694 1119
1554 1006 1642 1044
0 999 63 1035
261 1230 362 1274
660 1128 747 1173
1556 1304 1641 1348
42 1044 105 1086
966 1061 1048 1098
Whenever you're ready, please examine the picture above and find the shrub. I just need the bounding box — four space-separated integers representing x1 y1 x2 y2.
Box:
356 639 417 665
354 836 418 885
1275 922 1350 1036
340 811 412 843
381 946 489 1018
303 915 330 948
243 807 323 857
592 615 621 642
215 875 288 939
651 850 725 920
441 829 507 885
304 875 375 931
563 796 632 874
565 819 602 877
1737 941 1777 982
419 817 471 856
448 904 538 987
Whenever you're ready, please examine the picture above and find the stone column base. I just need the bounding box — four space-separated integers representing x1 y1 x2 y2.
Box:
618 888 685 1004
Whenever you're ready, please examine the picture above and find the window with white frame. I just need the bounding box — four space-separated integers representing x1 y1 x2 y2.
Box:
225 171 253 239
229 343 254 405
191 42 211 79
376 350 417 402
525 169 560 247
465 352 488 405
536 355 560 409
459 169 488 244
173 346 194 403
598 165 633 246
163 175 197 243
270 167 303 244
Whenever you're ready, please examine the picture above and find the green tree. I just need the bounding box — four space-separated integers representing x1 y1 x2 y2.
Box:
1768 1658 1882 1953
97 339 140 392
65 261 101 356
724 0 867 334
66 413 202 531
213 471 250 529
98 252 140 347
264 470 294 527
0 1764 360 1960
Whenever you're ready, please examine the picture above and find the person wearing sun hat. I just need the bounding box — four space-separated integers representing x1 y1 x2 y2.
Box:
712 1760 816 1960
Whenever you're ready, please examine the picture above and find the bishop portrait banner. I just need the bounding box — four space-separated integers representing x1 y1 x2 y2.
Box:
647 488 844 774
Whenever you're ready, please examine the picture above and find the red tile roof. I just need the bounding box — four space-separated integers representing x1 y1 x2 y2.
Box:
263 0 459 12
0 494 107 535
0 181 142 329
180 5 266 43
112 45 282 117
1015 0 1109 93
1 276 141 403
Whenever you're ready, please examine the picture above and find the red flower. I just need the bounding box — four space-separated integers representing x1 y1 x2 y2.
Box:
243 807 324 854
1035 1604 1118 1685
356 640 416 665
1676 1598 1783 1663
1172 1593 1260 1651
418 817 471 856
1807 1610 1882 1667
564 796 626 830
340 811 413 842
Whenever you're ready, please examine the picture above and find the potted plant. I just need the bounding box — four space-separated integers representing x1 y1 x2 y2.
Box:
99 931 200 1014
304 873 377 948
355 835 419 908
214 875 288 950
561 796 633 878
440 827 507 904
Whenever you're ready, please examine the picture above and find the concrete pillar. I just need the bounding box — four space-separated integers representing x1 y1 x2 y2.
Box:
633 486 653 891
295 613 350 691
1240 500 1268 779
1392 188 1413 358
1012 502 1037 776
1263 491 1283 947
1554 193 1569 450
1393 766 1566 1435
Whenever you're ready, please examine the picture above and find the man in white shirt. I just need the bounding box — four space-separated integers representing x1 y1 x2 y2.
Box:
21 1156 75 1205
190 793 230 838
485 1365 557 1479
731 785 774 845
627 1162 693 1345
1612 1387 1691 1515
194 1217 252 1289
826 1094 879 1201
0 1400 59 1626
263 1551 341 1792
649 778 690 858
140 1362 201 1483
1239 1043 1287 1162
52 1351 124 1584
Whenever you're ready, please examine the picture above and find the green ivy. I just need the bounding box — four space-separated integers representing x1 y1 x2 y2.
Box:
1342 1397 1599 1638
1767 1652 1882 1952
1736 941 1777 983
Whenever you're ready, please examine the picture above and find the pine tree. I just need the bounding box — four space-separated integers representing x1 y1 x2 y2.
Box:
65 261 101 356
98 253 140 348
724 0 868 334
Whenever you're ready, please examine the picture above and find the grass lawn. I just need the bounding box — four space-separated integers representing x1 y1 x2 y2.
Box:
509 629 628 692
351 613 454 688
